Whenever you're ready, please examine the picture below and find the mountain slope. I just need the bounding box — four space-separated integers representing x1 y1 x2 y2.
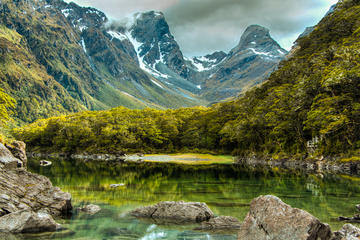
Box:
0 21 85 122
198 25 287 102
0 0 204 123
0 0 286 123
219 0 360 156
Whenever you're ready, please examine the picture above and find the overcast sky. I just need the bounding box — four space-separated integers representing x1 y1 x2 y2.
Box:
65 0 338 56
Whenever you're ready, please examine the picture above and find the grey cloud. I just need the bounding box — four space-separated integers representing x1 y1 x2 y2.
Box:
67 0 337 56
164 0 335 56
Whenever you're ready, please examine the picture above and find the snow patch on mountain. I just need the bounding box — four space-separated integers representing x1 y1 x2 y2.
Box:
61 9 72 18
124 30 170 79
107 31 127 41
151 79 164 89
80 38 87 53
186 55 225 72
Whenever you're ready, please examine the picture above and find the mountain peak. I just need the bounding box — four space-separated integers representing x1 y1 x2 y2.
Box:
124 11 165 30
228 24 286 59
237 25 271 50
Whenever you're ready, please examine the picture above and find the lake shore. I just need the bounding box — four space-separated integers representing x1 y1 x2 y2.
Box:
27 151 360 176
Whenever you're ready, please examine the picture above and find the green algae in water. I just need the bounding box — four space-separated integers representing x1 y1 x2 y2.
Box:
23 158 360 239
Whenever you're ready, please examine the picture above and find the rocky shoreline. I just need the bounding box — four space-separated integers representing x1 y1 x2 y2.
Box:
0 142 72 235
235 155 360 176
28 151 360 177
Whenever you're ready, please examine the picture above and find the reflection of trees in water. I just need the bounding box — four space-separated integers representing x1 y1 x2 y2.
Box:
28 158 360 230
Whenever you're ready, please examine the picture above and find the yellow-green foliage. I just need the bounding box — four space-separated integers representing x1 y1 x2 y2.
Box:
14 106 226 153
0 23 85 123
12 0 360 158
0 88 15 125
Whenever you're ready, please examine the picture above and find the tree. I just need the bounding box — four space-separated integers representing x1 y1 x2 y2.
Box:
0 88 16 126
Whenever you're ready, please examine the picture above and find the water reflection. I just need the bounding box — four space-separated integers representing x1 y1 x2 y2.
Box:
24 158 360 239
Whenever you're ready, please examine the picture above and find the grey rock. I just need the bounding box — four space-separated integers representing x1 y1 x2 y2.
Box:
0 143 21 170
356 204 360 212
110 183 125 188
195 216 241 231
5 141 27 169
0 170 72 217
130 201 214 223
78 204 101 215
238 195 333 240
333 224 360 240
39 160 52 166
0 210 58 233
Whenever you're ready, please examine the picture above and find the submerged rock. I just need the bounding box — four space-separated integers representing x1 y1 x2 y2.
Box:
130 201 214 223
78 204 101 215
0 210 58 233
195 216 241 231
333 224 360 240
238 195 333 240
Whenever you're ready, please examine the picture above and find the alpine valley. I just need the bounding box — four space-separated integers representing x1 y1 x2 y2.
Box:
0 0 286 123
1 0 360 240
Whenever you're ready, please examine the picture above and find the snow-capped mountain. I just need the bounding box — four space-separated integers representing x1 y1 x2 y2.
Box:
106 11 200 93
191 25 288 102
0 0 287 122
106 13 288 102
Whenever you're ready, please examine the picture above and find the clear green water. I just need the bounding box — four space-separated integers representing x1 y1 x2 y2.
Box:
20 158 360 239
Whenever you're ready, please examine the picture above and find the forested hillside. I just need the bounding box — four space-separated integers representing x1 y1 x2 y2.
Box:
12 0 360 158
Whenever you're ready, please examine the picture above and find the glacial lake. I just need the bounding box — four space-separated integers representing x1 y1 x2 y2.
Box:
24 155 360 240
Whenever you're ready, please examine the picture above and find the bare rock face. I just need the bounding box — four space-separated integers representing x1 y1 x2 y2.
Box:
332 224 360 240
0 141 72 234
0 170 72 218
0 143 21 170
195 216 241 231
5 141 27 169
130 201 214 223
238 195 333 240
0 210 58 233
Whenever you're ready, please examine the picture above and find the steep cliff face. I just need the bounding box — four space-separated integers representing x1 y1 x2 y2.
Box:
127 11 189 79
106 11 201 94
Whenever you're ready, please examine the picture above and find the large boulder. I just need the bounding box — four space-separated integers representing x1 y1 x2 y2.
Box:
332 224 360 240
238 195 333 240
78 204 101 215
0 210 58 233
0 170 72 217
130 201 214 223
5 141 27 169
0 143 21 170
